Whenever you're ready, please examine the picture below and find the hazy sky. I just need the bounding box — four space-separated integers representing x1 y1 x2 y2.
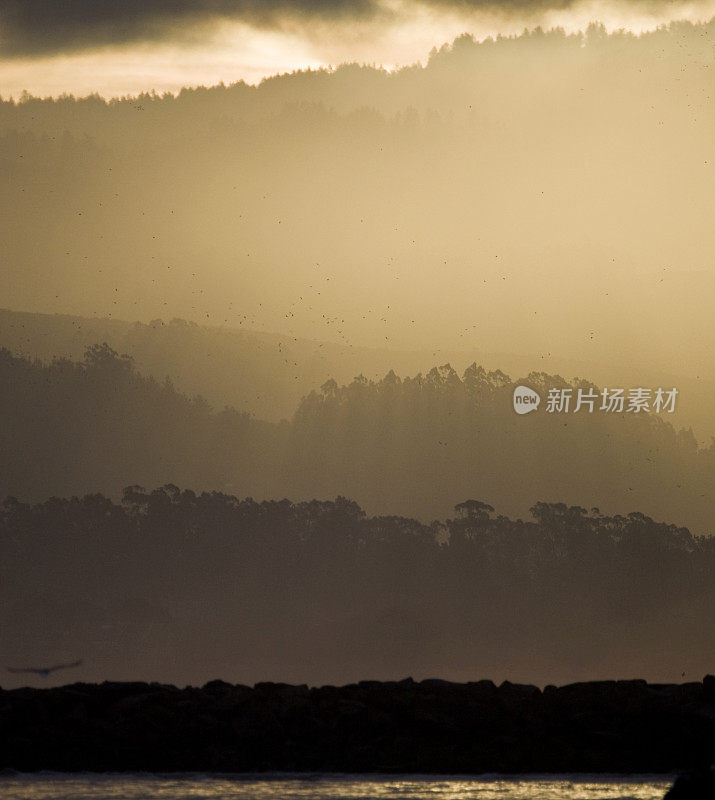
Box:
2 18 713 382
1 0 713 96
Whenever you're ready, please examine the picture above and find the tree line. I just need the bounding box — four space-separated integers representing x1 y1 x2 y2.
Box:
1 484 712 686
0 345 711 532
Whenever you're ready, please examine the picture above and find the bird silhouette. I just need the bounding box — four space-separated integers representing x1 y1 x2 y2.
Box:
6 659 82 678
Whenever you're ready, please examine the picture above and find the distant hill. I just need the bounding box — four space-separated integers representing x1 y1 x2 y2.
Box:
1 308 712 440
0 341 711 533
0 23 712 403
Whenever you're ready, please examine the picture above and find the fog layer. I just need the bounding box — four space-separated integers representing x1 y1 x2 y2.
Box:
1 22 712 382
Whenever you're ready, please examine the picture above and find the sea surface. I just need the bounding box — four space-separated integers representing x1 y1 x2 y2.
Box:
0 773 673 800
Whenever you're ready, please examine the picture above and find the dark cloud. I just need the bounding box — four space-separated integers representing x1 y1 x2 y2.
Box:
0 0 376 57
0 0 693 57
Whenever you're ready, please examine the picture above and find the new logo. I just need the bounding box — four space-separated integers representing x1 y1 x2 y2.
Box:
513 385 541 414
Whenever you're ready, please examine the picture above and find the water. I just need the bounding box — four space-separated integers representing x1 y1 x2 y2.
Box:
0 773 672 800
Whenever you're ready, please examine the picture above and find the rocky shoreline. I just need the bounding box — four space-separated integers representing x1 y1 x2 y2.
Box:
2 676 714 773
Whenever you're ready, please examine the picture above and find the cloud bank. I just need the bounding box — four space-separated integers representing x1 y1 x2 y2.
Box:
1 0 710 56
0 0 375 56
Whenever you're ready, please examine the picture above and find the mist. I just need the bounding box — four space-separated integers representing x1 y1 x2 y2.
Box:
0 20 713 694
1 22 712 383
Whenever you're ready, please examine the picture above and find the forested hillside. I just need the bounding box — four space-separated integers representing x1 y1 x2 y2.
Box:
1 308 712 436
281 365 713 529
1 345 711 532
1 22 711 382
2 486 712 687
0 344 276 500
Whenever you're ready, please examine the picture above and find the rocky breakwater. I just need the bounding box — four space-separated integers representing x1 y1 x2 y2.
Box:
1 675 714 773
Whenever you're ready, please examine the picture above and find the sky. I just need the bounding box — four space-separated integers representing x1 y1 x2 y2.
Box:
1 0 714 97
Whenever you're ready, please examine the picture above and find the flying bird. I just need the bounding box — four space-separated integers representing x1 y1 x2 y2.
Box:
6 659 82 678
